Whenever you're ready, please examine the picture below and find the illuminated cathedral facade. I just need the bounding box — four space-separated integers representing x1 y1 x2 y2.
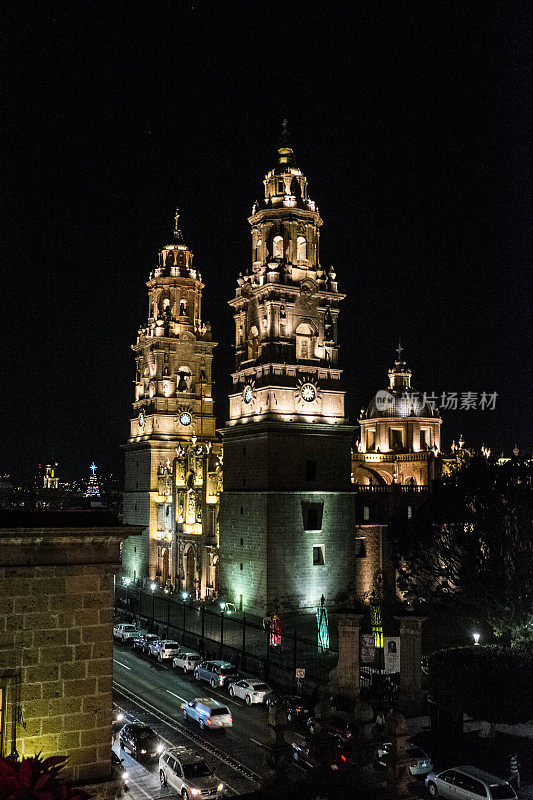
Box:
219 138 357 614
122 215 221 596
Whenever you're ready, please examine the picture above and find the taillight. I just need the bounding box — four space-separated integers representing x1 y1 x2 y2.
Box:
254 692 258 695
230 717 233 722
207 719 212 725
341 754 347 762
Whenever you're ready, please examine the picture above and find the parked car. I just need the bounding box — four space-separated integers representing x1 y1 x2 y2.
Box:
290 732 353 772
113 623 138 642
377 741 433 775
228 679 271 704
267 694 312 722
159 745 224 798
148 639 182 661
119 722 164 762
173 650 202 674
181 698 233 730
219 601 237 614
194 660 238 688
130 632 150 650
425 766 517 799
134 633 160 653
306 715 358 742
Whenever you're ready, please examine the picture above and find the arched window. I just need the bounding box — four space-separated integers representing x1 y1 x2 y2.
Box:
179 298 188 316
297 236 306 261
255 238 262 262
248 325 259 360
295 322 315 360
176 366 191 392
273 235 284 259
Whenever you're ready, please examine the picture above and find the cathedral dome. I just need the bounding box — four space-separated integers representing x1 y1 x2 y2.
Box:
362 344 440 420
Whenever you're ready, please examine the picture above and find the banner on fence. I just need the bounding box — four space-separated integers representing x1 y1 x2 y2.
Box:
383 636 400 672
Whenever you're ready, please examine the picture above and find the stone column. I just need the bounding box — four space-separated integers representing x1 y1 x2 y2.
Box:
329 613 364 701
393 615 426 714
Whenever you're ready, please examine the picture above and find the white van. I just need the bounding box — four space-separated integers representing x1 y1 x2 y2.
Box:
172 650 201 673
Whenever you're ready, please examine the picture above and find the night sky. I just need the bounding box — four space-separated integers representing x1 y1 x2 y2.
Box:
8 0 530 482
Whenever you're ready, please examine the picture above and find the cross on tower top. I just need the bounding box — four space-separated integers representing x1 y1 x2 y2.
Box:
396 341 404 361
90 462 97 475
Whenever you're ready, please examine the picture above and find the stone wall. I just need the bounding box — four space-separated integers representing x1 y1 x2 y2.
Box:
0 518 142 785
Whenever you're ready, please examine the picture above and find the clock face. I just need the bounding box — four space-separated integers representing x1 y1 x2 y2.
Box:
179 411 192 426
243 386 253 404
138 411 145 427
301 383 316 402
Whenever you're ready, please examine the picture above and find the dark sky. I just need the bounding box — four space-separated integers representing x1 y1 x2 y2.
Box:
8 0 531 482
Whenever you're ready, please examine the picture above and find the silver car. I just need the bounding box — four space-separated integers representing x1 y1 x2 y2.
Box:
426 766 517 799
159 746 224 798
228 679 271 705
193 660 238 688
181 698 233 730
378 741 433 775
149 639 181 661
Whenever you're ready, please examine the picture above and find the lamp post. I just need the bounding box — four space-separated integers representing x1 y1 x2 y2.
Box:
124 577 131 613
473 632 481 645
150 582 157 623
181 591 189 632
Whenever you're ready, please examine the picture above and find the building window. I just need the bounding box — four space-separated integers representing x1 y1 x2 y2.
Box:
242 446 246 456
296 235 306 260
240 538 244 546
242 476 246 487
389 428 404 449
419 429 429 449
273 235 284 258
305 459 316 481
240 563 243 571
302 502 323 531
240 506 243 515
312 545 325 565
407 505 412 519
367 429 376 450
363 506 370 521
355 538 366 557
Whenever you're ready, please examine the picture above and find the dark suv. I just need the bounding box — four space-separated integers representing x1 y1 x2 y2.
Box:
193 660 238 688
306 715 358 742
267 694 312 723
119 722 163 762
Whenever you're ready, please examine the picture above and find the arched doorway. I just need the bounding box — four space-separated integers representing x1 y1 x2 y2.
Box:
186 547 195 591
161 548 169 585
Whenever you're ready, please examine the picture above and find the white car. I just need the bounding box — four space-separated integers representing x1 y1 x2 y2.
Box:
228 679 271 704
378 741 433 775
148 639 182 661
173 650 202 673
113 623 138 642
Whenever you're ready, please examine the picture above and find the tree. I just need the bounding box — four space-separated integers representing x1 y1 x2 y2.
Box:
393 456 533 645
0 754 89 800
428 646 533 724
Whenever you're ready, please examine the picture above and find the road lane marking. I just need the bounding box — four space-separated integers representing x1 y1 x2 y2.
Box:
113 659 131 670
166 689 188 704
129 778 154 799
250 738 263 747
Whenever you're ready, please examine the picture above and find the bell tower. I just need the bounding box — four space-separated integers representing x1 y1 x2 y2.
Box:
219 131 356 614
122 212 220 594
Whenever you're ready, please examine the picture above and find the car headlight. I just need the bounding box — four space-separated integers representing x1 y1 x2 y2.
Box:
191 790 201 796
157 743 164 753
122 771 129 780
217 783 224 791
140 748 146 754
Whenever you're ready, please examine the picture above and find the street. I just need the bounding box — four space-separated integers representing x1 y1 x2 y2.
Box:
113 641 274 795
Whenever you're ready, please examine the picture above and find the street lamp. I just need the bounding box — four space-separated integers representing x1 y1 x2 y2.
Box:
182 591 189 602
473 632 481 645
151 582 157 623
124 577 131 613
